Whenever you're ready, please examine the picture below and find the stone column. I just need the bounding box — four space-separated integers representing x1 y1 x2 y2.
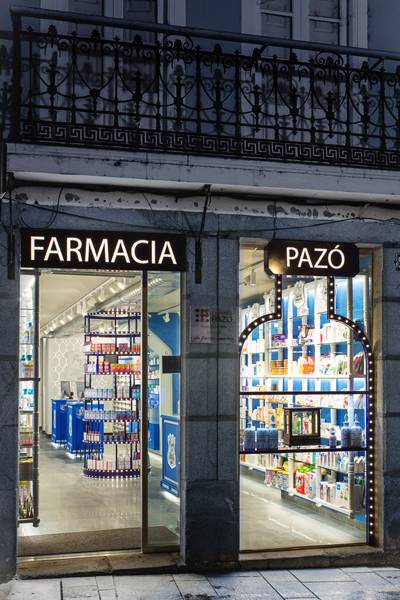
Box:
377 246 400 553
181 234 240 567
0 231 19 581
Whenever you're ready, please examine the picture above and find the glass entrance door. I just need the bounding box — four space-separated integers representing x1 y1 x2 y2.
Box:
18 269 181 557
142 271 181 551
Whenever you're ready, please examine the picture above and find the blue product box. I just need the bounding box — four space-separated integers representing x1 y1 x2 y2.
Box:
51 399 68 444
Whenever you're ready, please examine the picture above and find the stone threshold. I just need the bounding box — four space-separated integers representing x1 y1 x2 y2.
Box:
17 550 181 579
239 544 393 570
18 544 398 579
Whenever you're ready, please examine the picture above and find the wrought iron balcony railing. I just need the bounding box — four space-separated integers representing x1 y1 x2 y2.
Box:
4 8 400 169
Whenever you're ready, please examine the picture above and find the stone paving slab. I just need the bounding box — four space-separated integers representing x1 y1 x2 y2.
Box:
268 580 316 598
96 576 115 591
175 580 216 597
349 572 395 589
290 568 354 582
98 591 117 600
1 567 400 599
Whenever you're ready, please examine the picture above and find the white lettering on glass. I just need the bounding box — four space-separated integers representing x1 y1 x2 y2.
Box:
85 238 110 263
30 236 45 260
131 240 149 264
158 241 177 265
44 237 64 262
66 237 83 262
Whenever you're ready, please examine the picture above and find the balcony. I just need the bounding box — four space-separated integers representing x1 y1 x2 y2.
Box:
3 8 400 169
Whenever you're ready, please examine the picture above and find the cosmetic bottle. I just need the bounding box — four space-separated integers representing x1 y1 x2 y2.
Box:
268 413 279 450
256 425 269 451
341 415 351 448
329 426 337 449
350 415 363 448
244 425 256 452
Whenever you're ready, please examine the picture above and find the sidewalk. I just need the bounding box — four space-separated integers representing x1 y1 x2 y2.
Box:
1 566 400 600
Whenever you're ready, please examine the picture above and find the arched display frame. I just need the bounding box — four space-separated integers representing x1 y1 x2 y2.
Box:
239 274 375 545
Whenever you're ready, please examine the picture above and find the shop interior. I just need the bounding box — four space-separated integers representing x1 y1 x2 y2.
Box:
239 240 370 551
18 270 180 556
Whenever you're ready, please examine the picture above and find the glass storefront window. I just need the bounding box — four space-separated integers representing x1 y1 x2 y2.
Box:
239 240 372 551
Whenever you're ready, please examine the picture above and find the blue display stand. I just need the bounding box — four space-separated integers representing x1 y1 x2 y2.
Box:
160 416 180 496
51 399 68 444
149 422 160 451
66 402 85 456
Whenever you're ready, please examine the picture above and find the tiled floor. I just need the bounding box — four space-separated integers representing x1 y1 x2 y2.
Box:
240 473 365 550
18 436 365 556
18 435 179 555
2 567 400 599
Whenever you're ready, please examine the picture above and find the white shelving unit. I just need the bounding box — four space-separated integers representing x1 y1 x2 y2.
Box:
240 275 368 518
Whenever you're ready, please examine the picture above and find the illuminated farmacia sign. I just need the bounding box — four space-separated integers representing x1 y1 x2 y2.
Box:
21 229 186 272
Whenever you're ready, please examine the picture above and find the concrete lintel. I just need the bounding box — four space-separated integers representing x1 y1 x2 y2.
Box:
7 143 400 200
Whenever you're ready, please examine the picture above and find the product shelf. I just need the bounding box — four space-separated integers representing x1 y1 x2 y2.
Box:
240 446 366 455
86 311 140 319
84 351 140 357
85 370 140 376
85 332 140 337
83 414 138 423
317 464 365 475
83 467 140 478
84 397 138 402
286 489 353 516
18 517 36 524
239 461 266 473
83 309 142 480
84 438 138 445
240 274 369 523
240 374 359 379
